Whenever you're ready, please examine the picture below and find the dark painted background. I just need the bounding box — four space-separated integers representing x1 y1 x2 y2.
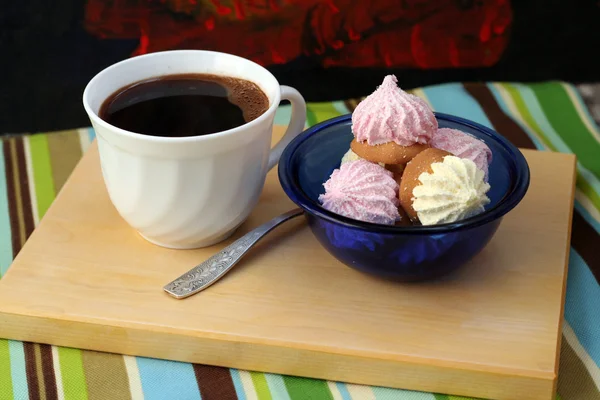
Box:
1 0 599 134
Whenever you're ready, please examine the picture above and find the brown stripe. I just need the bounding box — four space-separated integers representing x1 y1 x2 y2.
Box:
8 139 27 251
81 350 132 400
463 83 536 149
23 342 41 400
46 130 83 193
558 335 600 400
14 137 35 241
2 139 19 257
33 344 47 400
465 84 600 285
39 345 58 400
193 365 238 400
343 99 357 112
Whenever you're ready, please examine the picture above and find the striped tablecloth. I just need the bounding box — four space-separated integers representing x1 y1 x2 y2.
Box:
1 82 599 400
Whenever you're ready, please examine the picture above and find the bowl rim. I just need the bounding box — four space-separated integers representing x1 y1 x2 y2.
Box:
278 112 531 234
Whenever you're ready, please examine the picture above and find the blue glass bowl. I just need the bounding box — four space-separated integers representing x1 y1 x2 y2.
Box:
278 113 530 281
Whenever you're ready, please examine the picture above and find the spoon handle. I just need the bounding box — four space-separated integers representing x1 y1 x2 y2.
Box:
163 208 304 299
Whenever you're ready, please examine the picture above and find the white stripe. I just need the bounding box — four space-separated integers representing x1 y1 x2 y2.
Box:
563 83 600 143
576 190 600 224
22 137 39 226
237 370 259 400
504 83 600 205
494 83 600 223
411 88 434 110
327 382 344 400
51 346 65 400
345 383 376 400
123 356 144 400
563 321 600 390
77 128 93 154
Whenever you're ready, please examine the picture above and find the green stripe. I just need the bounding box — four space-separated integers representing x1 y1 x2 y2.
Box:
249 372 272 400
502 83 557 151
307 103 343 125
0 339 14 399
283 376 333 400
577 175 600 210
28 135 56 220
58 347 89 400
433 394 450 400
502 83 600 211
530 83 600 178
306 107 319 128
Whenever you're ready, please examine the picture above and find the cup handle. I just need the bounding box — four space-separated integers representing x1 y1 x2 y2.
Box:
267 86 307 171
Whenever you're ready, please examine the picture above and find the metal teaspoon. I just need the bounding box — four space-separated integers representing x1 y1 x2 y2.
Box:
163 208 303 299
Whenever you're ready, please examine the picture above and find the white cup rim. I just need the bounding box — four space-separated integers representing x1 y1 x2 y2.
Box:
82 50 282 144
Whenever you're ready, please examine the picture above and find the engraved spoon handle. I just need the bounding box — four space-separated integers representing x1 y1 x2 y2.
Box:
163 208 304 299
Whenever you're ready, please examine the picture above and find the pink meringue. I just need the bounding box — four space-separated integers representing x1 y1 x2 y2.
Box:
319 160 400 225
352 75 437 146
430 128 493 180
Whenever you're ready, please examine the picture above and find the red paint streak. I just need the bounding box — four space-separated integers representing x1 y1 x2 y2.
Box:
271 47 286 64
326 0 339 13
84 0 512 69
269 0 280 12
233 0 245 19
132 28 150 56
410 23 428 69
216 6 231 15
384 52 392 67
205 16 215 30
449 38 459 67
346 28 360 41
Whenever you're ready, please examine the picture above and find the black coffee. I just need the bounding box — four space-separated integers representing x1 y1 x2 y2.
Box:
99 73 269 137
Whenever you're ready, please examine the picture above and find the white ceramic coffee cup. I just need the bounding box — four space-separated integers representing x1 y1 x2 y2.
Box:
83 50 306 249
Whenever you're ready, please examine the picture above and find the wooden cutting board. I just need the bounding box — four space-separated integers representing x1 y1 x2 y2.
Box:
0 127 576 400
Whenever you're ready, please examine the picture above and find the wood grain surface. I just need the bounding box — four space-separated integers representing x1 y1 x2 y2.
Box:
0 127 577 400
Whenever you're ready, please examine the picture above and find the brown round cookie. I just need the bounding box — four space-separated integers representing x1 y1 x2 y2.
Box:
399 148 452 222
385 163 405 175
350 139 430 165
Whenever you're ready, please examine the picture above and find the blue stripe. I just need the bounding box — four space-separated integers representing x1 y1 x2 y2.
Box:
230 369 247 400
274 105 293 127
485 84 546 150
263 373 291 400
136 358 202 400
575 201 600 234
489 83 600 202
332 101 350 116
0 141 12 277
372 386 437 399
8 340 29 400
87 127 96 142
335 382 352 400
422 83 494 129
564 248 600 367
